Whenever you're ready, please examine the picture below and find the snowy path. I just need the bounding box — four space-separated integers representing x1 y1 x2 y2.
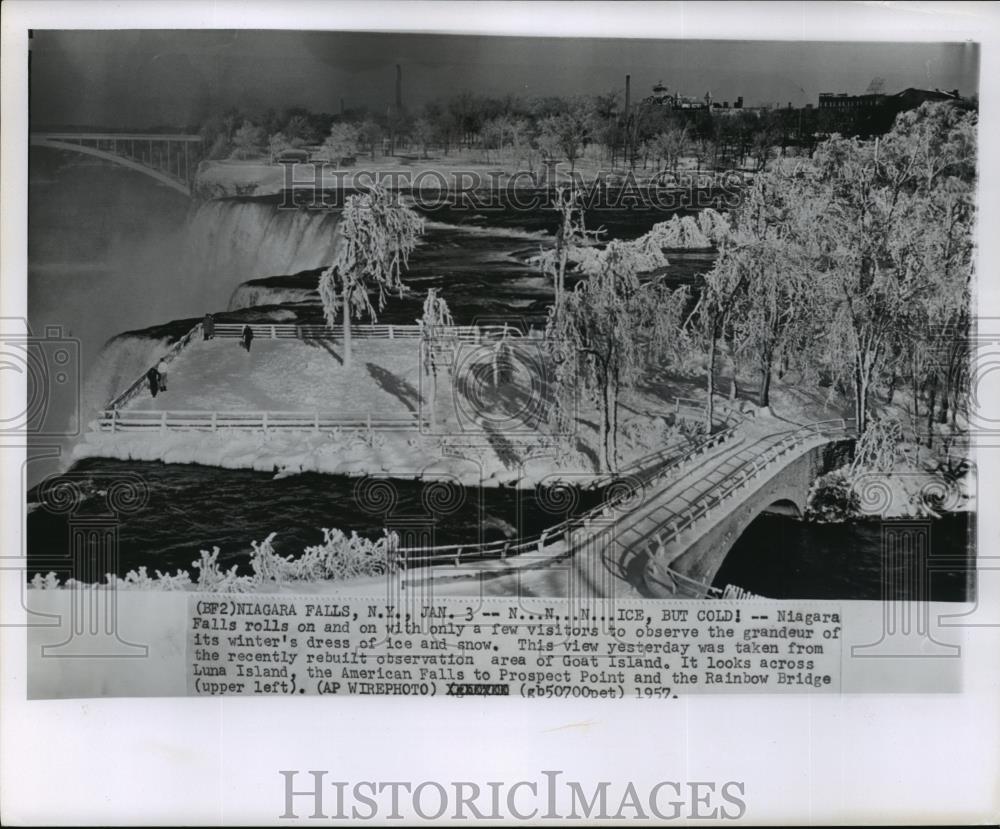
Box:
129 337 434 417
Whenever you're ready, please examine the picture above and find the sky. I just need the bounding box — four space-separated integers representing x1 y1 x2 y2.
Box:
28 30 980 128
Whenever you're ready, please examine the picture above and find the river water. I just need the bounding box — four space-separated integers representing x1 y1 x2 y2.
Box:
712 513 973 600
26 457 606 578
25 154 974 599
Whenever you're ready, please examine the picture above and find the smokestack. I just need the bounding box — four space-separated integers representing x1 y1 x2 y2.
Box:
624 74 631 123
395 64 403 113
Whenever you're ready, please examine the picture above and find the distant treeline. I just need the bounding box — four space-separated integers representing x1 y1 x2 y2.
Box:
36 87 977 175
184 89 974 173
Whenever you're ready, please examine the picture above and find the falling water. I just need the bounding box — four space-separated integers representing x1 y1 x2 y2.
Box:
27 153 344 485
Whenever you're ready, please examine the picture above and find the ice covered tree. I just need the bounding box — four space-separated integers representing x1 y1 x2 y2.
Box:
808 102 976 435
724 174 817 409
652 124 690 174
547 240 689 472
418 288 454 429
230 120 264 159
537 187 604 321
539 108 589 174
284 114 315 146
411 117 435 159
645 210 728 250
268 132 291 162
319 183 425 367
324 122 361 165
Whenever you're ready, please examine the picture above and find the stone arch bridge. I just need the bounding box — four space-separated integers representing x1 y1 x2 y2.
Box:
409 417 856 599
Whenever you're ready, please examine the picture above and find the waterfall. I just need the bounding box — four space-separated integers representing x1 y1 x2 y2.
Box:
183 200 342 284
28 157 344 486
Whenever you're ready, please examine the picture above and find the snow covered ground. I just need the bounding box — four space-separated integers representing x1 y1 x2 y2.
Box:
77 335 732 486
129 337 427 415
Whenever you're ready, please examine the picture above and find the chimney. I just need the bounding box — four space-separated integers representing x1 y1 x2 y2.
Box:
395 64 403 113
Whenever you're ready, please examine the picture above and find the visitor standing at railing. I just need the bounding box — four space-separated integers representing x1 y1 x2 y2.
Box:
156 358 169 391
241 324 254 352
146 367 160 398
203 313 215 340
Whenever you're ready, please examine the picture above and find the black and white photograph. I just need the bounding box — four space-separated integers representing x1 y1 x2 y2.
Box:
21 31 979 601
3 1 999 825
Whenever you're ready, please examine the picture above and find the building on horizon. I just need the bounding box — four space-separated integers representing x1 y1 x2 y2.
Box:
819 87 962 111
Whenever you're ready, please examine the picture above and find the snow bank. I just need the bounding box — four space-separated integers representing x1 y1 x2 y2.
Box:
422 220 551 241
807 463 976 521
193 161 287 199
74 427 597 490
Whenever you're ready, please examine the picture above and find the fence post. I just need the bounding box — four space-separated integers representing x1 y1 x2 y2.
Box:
366 413 372 432
270 325 277 339
388 325 394 339
211 411 217 432
110 410 117 433
262 411 269 433
160 411 167 434
314 412 320 433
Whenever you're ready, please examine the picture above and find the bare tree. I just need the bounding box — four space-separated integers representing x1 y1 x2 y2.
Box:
866 76 886 95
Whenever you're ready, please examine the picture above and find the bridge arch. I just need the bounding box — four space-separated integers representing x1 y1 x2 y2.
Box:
761 498 804 518
30 135 198 197
653 444 827 594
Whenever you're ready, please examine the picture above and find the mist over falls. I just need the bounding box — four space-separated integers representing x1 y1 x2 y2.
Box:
27 154 344 483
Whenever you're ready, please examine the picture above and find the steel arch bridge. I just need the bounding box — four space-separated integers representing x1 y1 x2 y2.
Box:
30 132 203 197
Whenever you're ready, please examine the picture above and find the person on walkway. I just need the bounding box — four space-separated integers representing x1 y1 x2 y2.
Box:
241 324 254 352
146 367 159 398
156 359 169 391
203 313 215 340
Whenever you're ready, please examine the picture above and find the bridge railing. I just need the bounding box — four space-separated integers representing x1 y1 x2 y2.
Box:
613 420 743 489
107 322 204 411
397 418 745 568
646 418 857 554
32 132 202 142
212 323 525 342
31 133 201 195
96 409 428 433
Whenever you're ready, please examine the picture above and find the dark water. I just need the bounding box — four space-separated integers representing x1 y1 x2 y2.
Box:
28 459 975 601
230 218 717 329
280 183 739 240
282 225 713 327
712 513 974 601
26 458 605 579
